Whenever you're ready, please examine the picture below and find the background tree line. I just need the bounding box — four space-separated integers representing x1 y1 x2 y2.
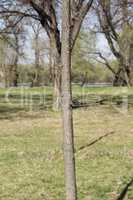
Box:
0 0 132 90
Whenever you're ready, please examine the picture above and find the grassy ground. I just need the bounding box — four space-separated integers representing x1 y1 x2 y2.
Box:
0 87 132 200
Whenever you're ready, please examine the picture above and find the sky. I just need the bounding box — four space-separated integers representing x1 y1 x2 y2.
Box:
21 21 113 64
0 12 114 65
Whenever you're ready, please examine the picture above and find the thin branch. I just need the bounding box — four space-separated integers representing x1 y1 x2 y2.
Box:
0 10 40 20
75 131 115 153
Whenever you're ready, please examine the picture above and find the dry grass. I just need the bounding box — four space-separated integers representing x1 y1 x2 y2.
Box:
0 104 132 200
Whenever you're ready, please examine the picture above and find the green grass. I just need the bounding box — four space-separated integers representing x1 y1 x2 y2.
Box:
0 86 133 115
0 87 132 200
0 85 133 96
73 85 133 95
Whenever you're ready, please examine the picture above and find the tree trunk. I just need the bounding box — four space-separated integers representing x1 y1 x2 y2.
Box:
129 44 133 86
12 57 19 87
113 56 131 87
53 54 61 110
32 67 40 87
61 1 77 200
113 68 127 86
32 35 41 87
49 38 54 82
53 46 62 110
81 72 88 87
12 35 19 87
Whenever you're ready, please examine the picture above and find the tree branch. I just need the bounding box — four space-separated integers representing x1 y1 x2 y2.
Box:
75 131 115 153
71 0 94 50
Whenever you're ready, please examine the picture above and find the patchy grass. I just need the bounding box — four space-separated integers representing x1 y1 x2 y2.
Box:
73 85 133 95
0 87 132 199
0 86 133 118
0 85 133 97
0 103 132 200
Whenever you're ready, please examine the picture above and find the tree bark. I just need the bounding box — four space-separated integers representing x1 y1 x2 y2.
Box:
113 58 129 87
97 0 132 86
53 52 62 110
129 44 133 86
50 35 62 110
32 33 41 87
61 1 77 200
12 34 19 87
49 38 54 82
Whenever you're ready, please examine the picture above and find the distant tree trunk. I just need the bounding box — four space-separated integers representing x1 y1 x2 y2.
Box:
12 56 19 87
12 34 19 87
97 0 132 86
1 64 8 88
122 0 128 26
53 52 62 110
113 60 129 87
129 44 133 86
47 30 61 110
50 34 62 110
61 0 77 200
32 55 40 87
49 38 54 82
32 34 41 87
113 71 127 86
81 72 88 87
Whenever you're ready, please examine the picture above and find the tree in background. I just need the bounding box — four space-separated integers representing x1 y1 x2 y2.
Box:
0 16 26 87
0 1 94 200
12 24 25 86
0 37 12 87
0 0 94 109
72 29 96 86
31 21 46 86
0 33 23 87
94 0 133 86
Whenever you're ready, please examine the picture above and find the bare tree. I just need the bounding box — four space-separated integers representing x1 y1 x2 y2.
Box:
0 15 25 87
12 24 25 87
94 0 133 86
0 36 17 87
0 0 94 108
61 0 77 199
0 1 94 200
31 21 43 86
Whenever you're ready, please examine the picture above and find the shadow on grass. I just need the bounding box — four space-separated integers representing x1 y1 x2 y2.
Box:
0 94 53 120
1 92 133 120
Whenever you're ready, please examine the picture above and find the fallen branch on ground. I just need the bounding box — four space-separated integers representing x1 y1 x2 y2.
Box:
116 178 133 200
75 131 115 153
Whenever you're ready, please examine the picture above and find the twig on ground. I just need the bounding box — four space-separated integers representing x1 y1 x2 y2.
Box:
75 131 115 153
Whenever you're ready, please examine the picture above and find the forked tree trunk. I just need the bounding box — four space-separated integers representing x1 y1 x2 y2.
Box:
61 1 77 200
